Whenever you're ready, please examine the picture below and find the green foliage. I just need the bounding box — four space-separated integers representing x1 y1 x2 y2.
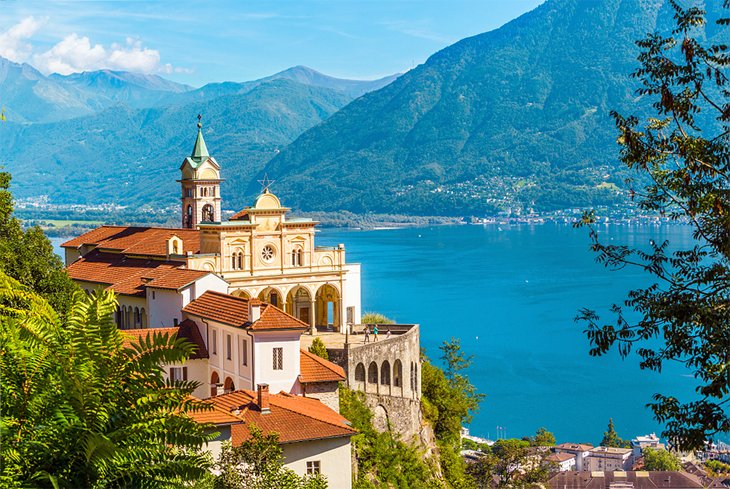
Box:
339 387 441 489
211 426 327 489
468 438 553 488
529 428 556 447
0 273 213 487
576 0 730 450
0 172 77 314
308 337 329 360
642 448 681 472
421 339 485 488
360 312 395 324
600 419 631 449
705 460 730 475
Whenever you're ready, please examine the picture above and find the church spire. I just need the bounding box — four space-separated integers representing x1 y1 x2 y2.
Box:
191 114 209 161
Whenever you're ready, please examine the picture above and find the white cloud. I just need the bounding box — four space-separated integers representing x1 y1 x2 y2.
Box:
0 16 47 62
33 35 170 75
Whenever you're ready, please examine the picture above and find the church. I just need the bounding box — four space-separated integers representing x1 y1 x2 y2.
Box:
62 118 361 334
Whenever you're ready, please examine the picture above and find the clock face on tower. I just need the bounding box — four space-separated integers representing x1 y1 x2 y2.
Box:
261 245 275 263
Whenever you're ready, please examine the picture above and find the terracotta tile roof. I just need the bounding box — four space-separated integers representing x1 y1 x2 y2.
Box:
121 319 208 359
189 403 243 425
201 390 355 444
61 226 200 257
555 443 594 452
230 209 250 221
547 452 575 463
299 349 345 383
183 291 309 331
66 251 208 297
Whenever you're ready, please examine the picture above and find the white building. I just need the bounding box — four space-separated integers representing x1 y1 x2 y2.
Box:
192 385 355 488
553 443 593 471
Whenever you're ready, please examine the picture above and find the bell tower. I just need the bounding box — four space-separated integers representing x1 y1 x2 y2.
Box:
179 115 222 229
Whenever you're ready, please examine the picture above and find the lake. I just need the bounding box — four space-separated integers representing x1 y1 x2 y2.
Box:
52 222 700 445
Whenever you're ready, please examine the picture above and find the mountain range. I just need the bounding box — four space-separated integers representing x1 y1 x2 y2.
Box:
0 58 397 209
3 0 718 216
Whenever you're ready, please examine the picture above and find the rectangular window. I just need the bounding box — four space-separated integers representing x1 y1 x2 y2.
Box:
273 347 283 370
241 339 248 366
212 329 217 355
306 461 321 475
152 291 156 300
170 367 188 382
226 334 232 361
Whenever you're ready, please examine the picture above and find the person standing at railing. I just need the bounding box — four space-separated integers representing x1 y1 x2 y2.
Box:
364 326 370 343
373 325 379 341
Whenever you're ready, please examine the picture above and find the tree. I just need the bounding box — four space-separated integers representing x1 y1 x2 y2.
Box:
576 0 730 450
421 339 485 488
530 427 556 447
212 426 327 489
308 337 329 360
0 273 213 488
468 438 553 488
600 419 630 449
0 172 77 314
643 448 681 471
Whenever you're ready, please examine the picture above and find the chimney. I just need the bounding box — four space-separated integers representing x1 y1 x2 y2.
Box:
257 383 270 414
249 298 262 323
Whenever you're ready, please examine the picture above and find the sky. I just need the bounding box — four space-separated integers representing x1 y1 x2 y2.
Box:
0 0 545 87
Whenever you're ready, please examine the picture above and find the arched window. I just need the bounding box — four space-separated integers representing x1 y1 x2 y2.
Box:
237 252 243 269
355 363 365 382
291 247 304 266
185 205 193 228
202 204 214 222
134 307 140 327
140 308 147 328
211 371 220 397
231 254 237 270
368 362 378 384
224 377 235 393
393 360 403 388
381 360 391 385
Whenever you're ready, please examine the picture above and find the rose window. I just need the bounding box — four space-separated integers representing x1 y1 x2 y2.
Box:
261 245 275 262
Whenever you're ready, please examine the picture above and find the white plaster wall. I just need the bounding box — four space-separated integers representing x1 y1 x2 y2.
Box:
201 425 231 462
64 248 81 266
191 274 228 300
253 330 302 394
147 288 183 328
343 264 361 325
282 437 352 489
167 359 209 399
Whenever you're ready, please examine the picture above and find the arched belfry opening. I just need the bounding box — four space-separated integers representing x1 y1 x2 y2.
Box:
179 115 223 229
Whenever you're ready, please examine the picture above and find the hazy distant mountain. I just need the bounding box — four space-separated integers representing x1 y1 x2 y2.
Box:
166 66 399 105
49 70 192 109
3 79 353 208
0 57 95 122
257 0 710 216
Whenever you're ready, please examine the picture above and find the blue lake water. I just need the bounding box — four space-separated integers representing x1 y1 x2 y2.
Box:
52 223 700 445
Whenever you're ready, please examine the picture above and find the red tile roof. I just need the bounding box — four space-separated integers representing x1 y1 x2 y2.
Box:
62 226 201 257
199 390 355 444
183 291 309 331
121 319 208 359
67 251 209 297
299 349 345 383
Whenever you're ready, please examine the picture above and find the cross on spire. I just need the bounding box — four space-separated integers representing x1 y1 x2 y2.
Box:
257 173 275 194
197 113 202 129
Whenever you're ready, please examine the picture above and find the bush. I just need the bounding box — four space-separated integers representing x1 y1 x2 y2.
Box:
361 312 395 324
308 337 329 360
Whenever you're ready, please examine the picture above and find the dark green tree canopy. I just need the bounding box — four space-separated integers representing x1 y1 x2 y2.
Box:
577 0 730 450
